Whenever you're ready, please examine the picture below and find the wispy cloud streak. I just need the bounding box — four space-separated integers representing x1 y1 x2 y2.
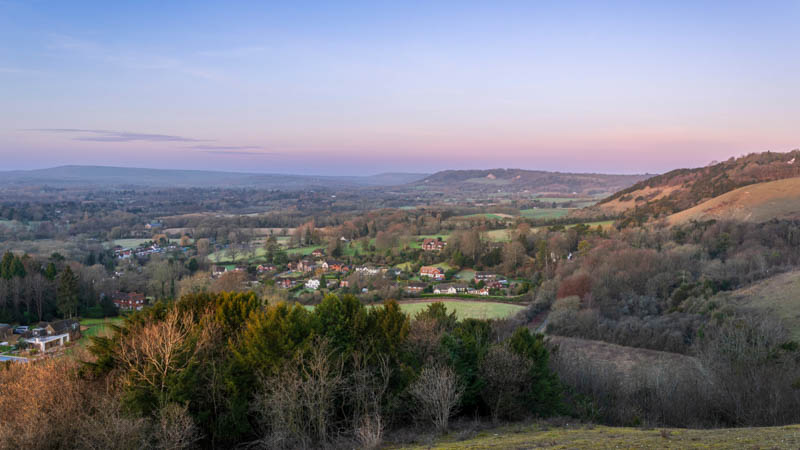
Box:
31 128 205 142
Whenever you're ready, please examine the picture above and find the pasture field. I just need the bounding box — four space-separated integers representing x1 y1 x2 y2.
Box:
577 220 615 229
400 423 800 449
78 317 125 345
456 213 514 220
483 229 511 242
112 238 152 248
394 300 524 320
394 261 414 271
455 269 476 280
302 300 524 320
286 245 325 256
519 208 571 220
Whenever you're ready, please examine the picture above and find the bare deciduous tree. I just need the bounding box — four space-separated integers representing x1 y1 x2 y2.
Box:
409 363 463 432
480 345 531 422
116 309 196 407
155 403 202 450
253 339 344 448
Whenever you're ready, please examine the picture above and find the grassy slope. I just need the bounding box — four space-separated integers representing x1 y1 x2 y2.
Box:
667 177 800 225
721 270 800 341
397 423 800 449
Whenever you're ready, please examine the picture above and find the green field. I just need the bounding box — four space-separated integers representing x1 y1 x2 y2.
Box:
400 422 800 449
303 300 523 320
395 300 524 320
78 317 124 345
576 220 615 229
457 213 513 220
455 269 476 280
520 208 571 220
112 238 152 248
286 245 325 256
395 261 415 271
484 229 511 242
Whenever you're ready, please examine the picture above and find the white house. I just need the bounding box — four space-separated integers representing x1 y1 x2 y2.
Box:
305 279 321 290
355 266 381 276
433 283 468 295
25 333 70 352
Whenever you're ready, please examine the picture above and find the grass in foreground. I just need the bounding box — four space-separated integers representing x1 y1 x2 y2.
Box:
395 422 800 449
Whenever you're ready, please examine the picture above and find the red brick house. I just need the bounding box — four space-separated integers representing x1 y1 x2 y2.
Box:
422 238 446 251
420 266 445 280
112 292 147 311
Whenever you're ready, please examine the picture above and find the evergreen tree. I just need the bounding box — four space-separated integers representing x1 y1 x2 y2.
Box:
44 262 58 280
57 265 79 318
0 251 14 280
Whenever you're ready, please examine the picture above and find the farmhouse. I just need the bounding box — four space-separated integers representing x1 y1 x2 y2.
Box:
311 248 325 258
420 266 445 280
422 238 446 251
112 292 147 311
433 283 467 295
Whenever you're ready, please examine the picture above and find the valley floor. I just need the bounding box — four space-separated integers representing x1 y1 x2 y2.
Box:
391 422 800 449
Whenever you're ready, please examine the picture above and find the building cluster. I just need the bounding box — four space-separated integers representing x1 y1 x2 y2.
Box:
0 319 81 354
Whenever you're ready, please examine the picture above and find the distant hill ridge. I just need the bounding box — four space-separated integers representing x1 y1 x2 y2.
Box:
592 150 800 219
0 165 429 189
416 168 649 196
0 165 649 195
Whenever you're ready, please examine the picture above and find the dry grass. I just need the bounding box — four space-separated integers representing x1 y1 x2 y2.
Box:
722 270 800 341
393 422 800 449
668 177 800 225
593 184 681 215
547 335 702 376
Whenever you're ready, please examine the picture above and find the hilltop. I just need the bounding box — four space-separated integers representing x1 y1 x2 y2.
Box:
588 150 800 220
414 168 649 196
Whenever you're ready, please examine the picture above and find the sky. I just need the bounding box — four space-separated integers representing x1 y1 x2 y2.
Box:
0 1 798 176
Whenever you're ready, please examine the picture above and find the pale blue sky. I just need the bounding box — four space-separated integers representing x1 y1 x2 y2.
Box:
1 1 798 174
